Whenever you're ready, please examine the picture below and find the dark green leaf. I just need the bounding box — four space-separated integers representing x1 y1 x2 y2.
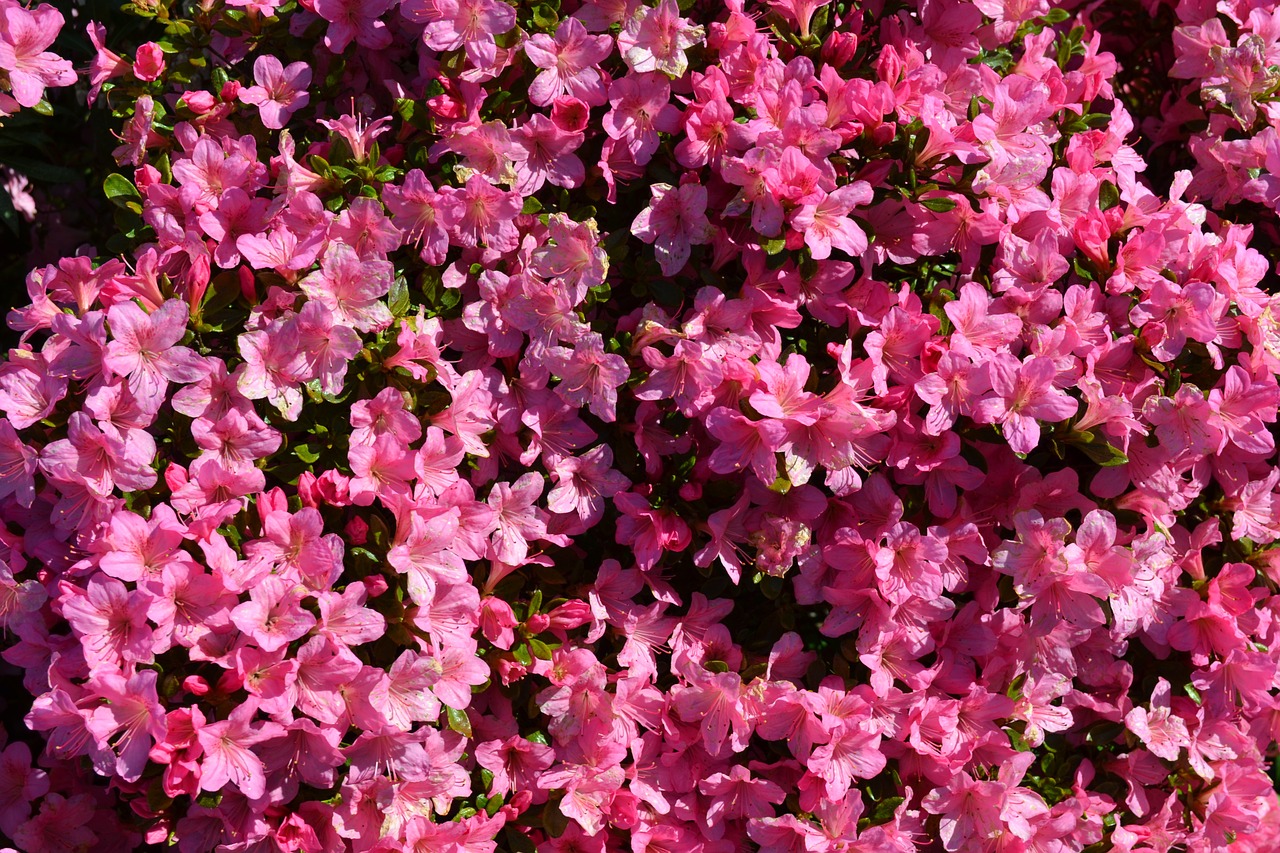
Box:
1098 180 1120 211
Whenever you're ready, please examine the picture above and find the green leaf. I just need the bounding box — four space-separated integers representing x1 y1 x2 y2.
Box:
294 444 322 464
918 196 957 212
389 275 411 317
867 796 904 826
1098 180 1120 211
532 3 558 28
1075 439 1129 467
521 196 543 215
512 643 533 666
528 638 554 660
763 236 787 255
446 706 473 737
1043 7 1070 23
103 173 142 209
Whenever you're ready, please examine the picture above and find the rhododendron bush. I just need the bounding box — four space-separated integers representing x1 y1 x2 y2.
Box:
7 0 1280 849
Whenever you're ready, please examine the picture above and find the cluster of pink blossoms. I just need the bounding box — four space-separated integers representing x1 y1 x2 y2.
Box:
3 0 1280 850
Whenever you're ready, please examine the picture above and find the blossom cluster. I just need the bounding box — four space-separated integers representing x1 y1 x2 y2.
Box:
2 0 1280 851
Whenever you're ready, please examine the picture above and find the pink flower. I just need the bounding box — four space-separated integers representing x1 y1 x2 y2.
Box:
131 41 165 81
383 170 450 265
230 576 318 653
59 576 154 669
388 506 467 603
631 181 715 275
103 299 205 409
791 182 873 260
236 321 307 420
438 175 522 253
618 0 705 77
603 72 680 163
85 21 128 105
1125 678 1191 761
0 3 76 108
523 18 613 107
370 650 443 730
614 491 691 570
545 333 630 421
700 765 786 822
40 411 157 496
299 242 394 333
85 669 167 782
195 703 284 800
348 434 416 506
487 472 548 565
972 355 1079 455
547 445 631 524
238 55 312 129
403 0 516 68
11 793 97 853
475 736 555 798
511 114 586 195
0 742 47 836
425 642 491 710
0 416 37 507
312 0 395 52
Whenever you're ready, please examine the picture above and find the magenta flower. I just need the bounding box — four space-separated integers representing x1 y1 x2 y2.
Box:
238 55 312 129
312 0 395 52
131 41 164 82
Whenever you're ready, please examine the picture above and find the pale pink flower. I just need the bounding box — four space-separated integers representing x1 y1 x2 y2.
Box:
618 0 705 77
